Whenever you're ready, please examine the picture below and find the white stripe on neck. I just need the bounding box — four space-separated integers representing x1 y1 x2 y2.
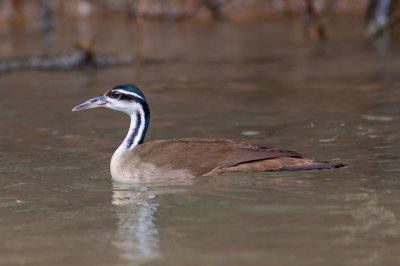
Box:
121 108 146 150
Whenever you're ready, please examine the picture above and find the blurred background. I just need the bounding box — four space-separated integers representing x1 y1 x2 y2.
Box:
1 1 400 266
1 0 400 71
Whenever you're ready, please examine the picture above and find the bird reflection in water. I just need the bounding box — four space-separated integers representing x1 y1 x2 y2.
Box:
111 182 161 263
110 180 192 264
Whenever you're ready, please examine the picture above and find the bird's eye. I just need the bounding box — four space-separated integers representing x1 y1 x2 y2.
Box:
110 91 121 99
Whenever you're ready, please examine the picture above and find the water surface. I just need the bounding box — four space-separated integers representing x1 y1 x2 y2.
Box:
1 17 400 266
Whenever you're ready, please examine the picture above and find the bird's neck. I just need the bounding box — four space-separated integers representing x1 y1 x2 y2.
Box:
120 106 149 150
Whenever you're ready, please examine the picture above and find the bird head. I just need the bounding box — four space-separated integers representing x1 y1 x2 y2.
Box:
72 84 148 116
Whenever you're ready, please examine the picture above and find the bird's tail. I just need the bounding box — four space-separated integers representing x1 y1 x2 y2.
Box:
273 161 345 172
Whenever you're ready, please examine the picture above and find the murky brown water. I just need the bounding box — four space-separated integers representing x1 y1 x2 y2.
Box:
1 17 400 266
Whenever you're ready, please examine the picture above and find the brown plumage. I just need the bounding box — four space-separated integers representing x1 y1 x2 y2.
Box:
110 138 343 181
72 84 345 182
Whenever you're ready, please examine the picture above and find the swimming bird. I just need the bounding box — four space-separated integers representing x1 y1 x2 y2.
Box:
72 84 344 182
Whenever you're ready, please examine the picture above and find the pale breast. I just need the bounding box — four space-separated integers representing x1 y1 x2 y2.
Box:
110 147 194 182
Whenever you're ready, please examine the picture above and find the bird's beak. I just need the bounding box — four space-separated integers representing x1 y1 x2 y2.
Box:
72 95 107 112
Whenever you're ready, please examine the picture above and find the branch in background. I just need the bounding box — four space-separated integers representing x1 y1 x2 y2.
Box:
302 0 327 41
365 0 380 22
365 0 394 40
0 40 134 73
200 0 223 20
366 11 400 40
135 0 144 72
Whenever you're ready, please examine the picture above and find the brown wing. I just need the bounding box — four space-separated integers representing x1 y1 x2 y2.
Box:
216 147 302 168
131 138 303 176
